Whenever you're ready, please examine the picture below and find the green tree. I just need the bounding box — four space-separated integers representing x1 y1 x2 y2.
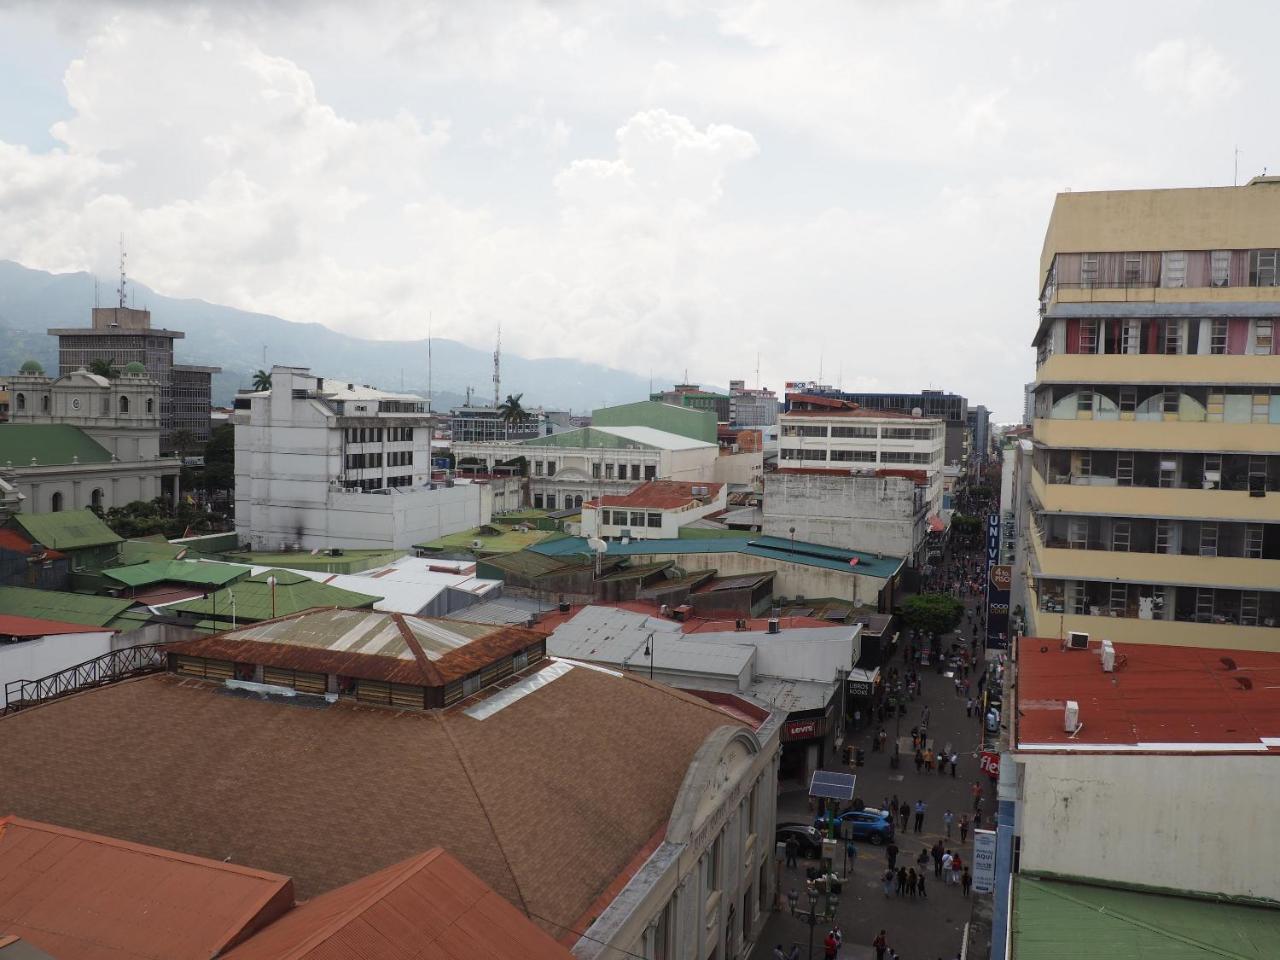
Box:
88 357 120 379
951 513 981 540
497 392 528 425
252 369 272 392
901 593 965 638
203 423 235 494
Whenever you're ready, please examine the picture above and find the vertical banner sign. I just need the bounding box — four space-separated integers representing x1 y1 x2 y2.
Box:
972 829 997 894
987 564 1011 651
984 513 1008 650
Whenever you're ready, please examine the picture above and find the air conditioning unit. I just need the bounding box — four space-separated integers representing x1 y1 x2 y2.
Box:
1063 699 1080 732
767 618 780 635
1067 631 1089 650
1101 639 1116 672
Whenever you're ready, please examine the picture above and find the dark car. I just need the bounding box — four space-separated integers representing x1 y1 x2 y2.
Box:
813 808 895 845
776 822 824 858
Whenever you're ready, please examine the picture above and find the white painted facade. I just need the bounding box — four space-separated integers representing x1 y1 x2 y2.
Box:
763 472 928 562
1013 751 1277 902
777 411 946 513
580 485 728 540
0 630 114 698
234 365 488 551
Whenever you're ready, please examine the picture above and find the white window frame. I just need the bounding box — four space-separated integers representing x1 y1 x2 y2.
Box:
1211 250 1230 287
1161 251 1186 288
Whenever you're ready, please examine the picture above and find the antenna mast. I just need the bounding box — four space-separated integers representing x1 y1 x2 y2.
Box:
116 235 128 308
492 323 501 407
427 312 433 410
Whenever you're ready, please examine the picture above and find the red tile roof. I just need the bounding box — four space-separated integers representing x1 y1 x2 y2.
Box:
223 848 573 960
0 816 294 960
1015 639 1280 752
0 615 108 638
597 480 723 510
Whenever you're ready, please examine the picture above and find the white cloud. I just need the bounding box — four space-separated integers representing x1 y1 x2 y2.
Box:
1134 38 1240 108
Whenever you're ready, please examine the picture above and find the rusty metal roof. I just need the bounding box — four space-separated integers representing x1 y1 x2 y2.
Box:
0 816 294 960
168 607 546 686
223 847 575 960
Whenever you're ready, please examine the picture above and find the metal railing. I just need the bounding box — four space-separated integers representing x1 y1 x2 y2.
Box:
3 643 169 714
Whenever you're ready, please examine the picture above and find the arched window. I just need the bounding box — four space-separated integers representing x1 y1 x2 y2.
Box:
145 397 154 413
101 396 109 414
91 488 104 511
50 491 63 512
15 393 24 411
41 394 50 412
119 395 130 414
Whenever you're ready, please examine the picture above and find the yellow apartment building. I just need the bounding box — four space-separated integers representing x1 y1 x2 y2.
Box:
1026 177 1280 650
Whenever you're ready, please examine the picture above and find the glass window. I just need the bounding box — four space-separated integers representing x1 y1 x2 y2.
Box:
647 512 662 527
1211 250 1230 286
1210 319 1228 355
1250 249 1279 287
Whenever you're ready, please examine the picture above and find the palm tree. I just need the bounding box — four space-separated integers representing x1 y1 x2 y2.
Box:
497 393 529 425
88 357 120 379
252 369 272 392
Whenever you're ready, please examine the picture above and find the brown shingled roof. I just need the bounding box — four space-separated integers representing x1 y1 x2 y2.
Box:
0 665 740 938
597 480 724 510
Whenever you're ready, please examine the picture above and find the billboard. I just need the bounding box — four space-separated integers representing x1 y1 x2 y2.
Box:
972 829 997 894
985 512 1010 650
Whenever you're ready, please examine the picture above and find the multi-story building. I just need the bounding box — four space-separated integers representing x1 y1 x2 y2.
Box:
787 386 971 465
728 379 780 427
234 365 487 550
967 404 992 465
2 360 180 511
1026 179 1280 650
452 425 718 512
580 480 727 540
650 383 731 423
448 405 543 443
49 306 220 449
1023 381 1036 426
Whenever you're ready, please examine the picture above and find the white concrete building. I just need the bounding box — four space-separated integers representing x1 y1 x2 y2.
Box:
453 425 718 512
234 365 488 551
1 361 180 512
580 480 727 540
778 396 946 513
0 617 115 702
1010 637 1280 904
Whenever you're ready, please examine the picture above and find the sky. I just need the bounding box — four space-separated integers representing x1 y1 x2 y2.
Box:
1 1 1278 422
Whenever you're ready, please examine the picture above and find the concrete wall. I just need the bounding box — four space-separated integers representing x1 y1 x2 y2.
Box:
14 465 169 514
712 450 763 490
763 472 924 561
1017 752 1278 902
0 630 114 697
662 446 720 483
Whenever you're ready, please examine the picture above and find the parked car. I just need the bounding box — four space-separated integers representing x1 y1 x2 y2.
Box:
776 823 824 858
812 808 895 845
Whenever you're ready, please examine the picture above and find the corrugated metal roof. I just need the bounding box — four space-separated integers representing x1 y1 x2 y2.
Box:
0 586 133 627
170 608 546 686
547 605 754 677
1012 875 1280 959
0 816 293 960
12 510 122 551
0 614 108 637
163 569 381 622
103 559 250 588
445 598 556 626
223 848 575 960
0 424 113 467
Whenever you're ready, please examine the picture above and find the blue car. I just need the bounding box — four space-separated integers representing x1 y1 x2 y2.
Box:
813 808 895 845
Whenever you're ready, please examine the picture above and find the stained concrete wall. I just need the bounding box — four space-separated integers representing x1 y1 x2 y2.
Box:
763 472 925 562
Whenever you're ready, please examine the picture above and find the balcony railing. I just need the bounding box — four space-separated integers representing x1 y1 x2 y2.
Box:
3 643 170 714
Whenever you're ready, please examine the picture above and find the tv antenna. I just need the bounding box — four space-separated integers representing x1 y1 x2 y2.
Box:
1235 145 1242 186
427 312 433 409
116 235 128 308
492 323 501 407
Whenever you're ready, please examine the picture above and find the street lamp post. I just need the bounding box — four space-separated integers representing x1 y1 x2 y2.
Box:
786 886 838 960
643 631 655 680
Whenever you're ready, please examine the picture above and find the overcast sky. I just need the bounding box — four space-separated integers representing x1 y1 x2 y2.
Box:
2 1 1278 420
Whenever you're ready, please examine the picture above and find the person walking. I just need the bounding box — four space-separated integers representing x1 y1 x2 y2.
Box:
906 868 918 899
942 850 954 884
932 842 944 879
823 929 839 960
846 838 858 876
917 869 927 899
950 751 959 778
882 868 895 897
913 800 925 833
785 835 799 868
899 801 911 831
873 930 888 960
943 809 954 839
959 814 970 844
952 853 963 887
886 841 899 870
923 747 934 773
971 781 983 812
962 868 972 896
896 867 907 896
914 749 924 774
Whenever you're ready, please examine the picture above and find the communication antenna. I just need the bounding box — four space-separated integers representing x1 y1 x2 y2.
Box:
427 312 433 408
756 352 760 389
116 235 128 308
1234 145 1242 186
492 323 501 407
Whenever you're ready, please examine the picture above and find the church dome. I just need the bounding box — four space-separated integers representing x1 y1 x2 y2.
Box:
18 359 43 374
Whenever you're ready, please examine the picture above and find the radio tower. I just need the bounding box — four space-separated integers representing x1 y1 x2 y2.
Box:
116 235 128 308
492 323 501 407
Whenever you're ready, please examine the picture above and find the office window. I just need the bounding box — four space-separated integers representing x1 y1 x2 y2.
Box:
1250 249 1279 287
1077 390 1093 412
535 460 544 476
1078 319 1098 354
830 425 877 438
1161 251 1186 287
631 464 641 480
645 465 656 480
605 463 614 479
592 462 601 479
647 512 662 528
1211 250 1230 286
630 511 645 527
1163 390 1179 414
1119 388 1136 412
1123 252 1141 283
1256 319 1274 354
1210 319 1228 355
1081 253 1099 286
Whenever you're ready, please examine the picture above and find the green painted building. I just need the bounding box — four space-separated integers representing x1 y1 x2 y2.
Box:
10 509 122 569
592 400 717 444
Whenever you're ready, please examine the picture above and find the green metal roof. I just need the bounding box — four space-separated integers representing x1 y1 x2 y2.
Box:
13 510 123 551
529 534 905 581
165 568 381 622
1013 876 1280 960
0 424 113 466
102 560 250 588
104 609 155 631
0 585 133 627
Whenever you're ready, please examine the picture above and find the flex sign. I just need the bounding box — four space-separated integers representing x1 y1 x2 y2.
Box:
980 751 1001 779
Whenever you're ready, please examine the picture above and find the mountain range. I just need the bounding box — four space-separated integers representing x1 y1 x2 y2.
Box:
0 260 689 412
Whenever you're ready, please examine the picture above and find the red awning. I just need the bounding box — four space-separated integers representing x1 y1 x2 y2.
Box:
928 515 945 533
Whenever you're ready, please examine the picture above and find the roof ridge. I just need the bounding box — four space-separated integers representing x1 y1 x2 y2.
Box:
262 849 448 960
432 711 532 917
394 613 444 686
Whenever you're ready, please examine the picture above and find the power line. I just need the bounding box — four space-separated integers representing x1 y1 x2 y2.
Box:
524 910 651 960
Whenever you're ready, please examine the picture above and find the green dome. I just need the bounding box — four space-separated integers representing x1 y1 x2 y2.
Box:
122 361 146 376
18 359 43 374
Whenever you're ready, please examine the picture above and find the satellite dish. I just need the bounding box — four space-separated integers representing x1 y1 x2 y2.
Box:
587 537 608 553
